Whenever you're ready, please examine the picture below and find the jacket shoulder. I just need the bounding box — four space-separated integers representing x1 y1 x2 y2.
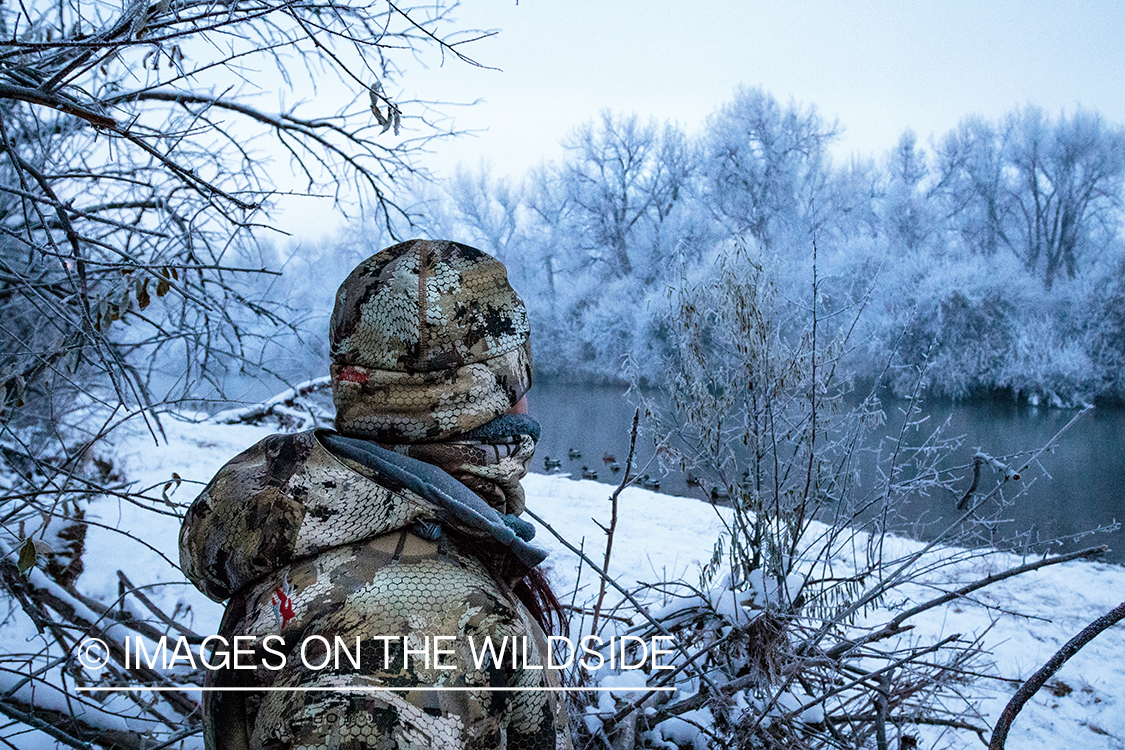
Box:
179 432 316 601
179 431 435 601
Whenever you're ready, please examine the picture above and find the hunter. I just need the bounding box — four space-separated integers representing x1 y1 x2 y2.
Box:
180 239 572 749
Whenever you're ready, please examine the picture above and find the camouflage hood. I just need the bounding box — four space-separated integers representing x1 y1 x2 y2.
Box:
329 239 533 444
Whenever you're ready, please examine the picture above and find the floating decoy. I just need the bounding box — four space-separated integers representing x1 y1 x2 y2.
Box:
543 456 562 471
609 462 621 473
710 486 731 502
568 448 582 460
639 474 661 491
686 470 701 486
581 466 598 480
602 452 617 464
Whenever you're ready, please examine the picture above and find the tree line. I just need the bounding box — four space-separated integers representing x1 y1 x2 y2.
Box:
387 87 1125 406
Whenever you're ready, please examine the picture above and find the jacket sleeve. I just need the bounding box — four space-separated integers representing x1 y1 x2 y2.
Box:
178 434 307 602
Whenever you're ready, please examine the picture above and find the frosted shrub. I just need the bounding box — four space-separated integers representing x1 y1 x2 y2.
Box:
855 244 1112 405
998 315 1098 406
568 240 1111 750
1082 256 1125 401
895 290 1018 399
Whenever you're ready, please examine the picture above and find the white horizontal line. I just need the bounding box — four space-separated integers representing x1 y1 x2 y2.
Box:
75 686 676 693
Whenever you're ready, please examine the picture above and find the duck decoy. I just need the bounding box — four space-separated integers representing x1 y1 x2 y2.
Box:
602 452 617 464
543 456 562 471
609 462 621 473
710 486 731 502
568 448 582 460
581 466 598 480
639 474 661 490
686 470 701 486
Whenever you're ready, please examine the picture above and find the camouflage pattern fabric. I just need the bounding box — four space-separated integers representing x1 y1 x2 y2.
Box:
329 240 533 444
180 430 572 750
391 420 537 517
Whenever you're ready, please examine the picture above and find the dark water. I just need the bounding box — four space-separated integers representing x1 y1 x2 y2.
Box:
528 380 1125 564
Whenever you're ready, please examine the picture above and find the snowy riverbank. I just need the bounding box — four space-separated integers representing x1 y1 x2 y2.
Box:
523 470 1125 749
5 416 1122 748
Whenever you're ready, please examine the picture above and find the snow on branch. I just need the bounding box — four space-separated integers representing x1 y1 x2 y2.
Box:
207 376 333 426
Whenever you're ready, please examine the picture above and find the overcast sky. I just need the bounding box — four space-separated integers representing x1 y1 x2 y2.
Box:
273 1 1125 240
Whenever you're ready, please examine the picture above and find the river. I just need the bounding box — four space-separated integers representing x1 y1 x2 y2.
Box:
527 380 1125 565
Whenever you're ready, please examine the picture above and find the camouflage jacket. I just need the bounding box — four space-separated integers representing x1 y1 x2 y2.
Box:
180 429 572 750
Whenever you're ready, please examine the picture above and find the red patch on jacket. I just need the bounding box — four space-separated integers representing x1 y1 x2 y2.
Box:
337 367 368 384
271 586 296 629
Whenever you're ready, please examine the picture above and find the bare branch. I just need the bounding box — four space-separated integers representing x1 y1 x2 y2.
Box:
989 598 1125 750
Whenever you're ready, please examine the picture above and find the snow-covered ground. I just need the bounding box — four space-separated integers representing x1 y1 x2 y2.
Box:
523 470 1125 749
5 416 1123 748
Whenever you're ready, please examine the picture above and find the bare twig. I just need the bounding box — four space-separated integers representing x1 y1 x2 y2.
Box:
824 545 1108 660
116 571 204 643
989 598 1125 750
524 508 722 695
590 408 639 636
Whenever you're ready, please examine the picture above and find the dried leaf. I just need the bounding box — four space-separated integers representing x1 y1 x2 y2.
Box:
156 278 170 297
370 82 389 126
137 278 150 310
162 472 183 503
17 538 36 576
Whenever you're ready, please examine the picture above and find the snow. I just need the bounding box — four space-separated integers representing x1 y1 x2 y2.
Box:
651 708 713 750
4 417 1123 748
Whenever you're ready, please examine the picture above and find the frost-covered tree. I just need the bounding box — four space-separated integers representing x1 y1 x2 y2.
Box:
701 86 841 249
545 110 694 280
880 130 939 253
933 116 1015 258
936 108 1125 288
443 167 525 270
1006 107 1125 289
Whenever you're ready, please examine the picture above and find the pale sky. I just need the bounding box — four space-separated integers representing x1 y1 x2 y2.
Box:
272 0 1125 240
